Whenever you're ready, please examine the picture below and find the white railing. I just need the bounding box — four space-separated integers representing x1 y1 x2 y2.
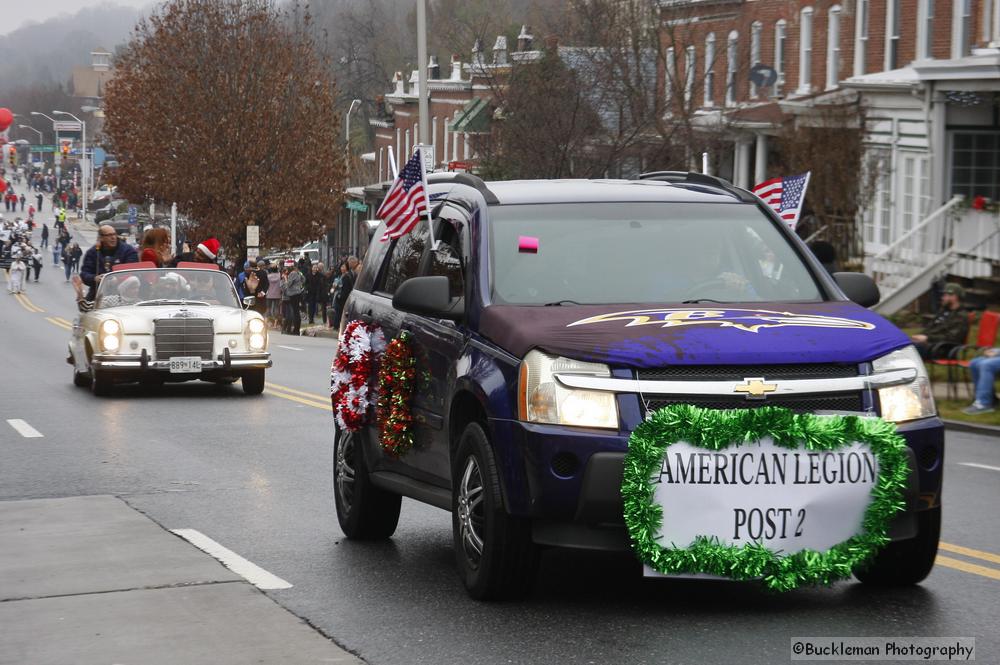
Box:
868 195 965 294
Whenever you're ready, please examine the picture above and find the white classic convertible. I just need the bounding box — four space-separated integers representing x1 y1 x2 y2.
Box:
67 263 272 396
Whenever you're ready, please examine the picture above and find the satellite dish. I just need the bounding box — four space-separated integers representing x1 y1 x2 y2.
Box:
750 64 779 88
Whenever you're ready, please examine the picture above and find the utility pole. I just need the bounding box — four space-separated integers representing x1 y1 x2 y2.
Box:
416 0 430 147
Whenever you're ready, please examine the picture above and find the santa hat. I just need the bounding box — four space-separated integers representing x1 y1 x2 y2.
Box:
196 237 221 259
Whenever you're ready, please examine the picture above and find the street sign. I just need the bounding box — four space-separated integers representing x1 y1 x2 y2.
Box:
345 200 367 212
128 205 137 225
246 247 260 260
246 225 259 247
416 143 435 173
53 120 82 133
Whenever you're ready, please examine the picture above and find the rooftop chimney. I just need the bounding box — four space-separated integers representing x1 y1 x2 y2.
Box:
409 70 420 97
450 54 463 80
472 38 484 65
428 54 440 80
493 36 508 65
544 35 559 52
517 25 533 52
392 71 404 95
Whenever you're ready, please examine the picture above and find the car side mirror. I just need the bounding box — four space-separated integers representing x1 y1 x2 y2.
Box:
833 272 880 308
393 276 464 321
242 295 256 309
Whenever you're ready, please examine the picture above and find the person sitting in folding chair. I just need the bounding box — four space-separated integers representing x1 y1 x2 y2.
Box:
910 284 969 360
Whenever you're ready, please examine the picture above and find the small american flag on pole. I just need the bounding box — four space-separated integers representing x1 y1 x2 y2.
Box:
377 149 429 242
752 172 811 230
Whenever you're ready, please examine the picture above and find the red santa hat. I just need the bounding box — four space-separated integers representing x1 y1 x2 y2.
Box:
196 237 220 260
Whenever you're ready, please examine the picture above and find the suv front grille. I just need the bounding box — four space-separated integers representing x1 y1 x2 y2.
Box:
154 318 214 360
637 363 865 415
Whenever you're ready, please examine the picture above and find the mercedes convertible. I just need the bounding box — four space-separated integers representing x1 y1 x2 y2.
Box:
67 263 271 396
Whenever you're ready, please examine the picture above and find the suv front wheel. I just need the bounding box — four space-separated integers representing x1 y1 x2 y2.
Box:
452 422 538 600
333 426 401 539
854 506 940 586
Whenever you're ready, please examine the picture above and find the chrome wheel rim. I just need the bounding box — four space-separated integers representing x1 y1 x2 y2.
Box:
457 456 485 567
335 429 356 512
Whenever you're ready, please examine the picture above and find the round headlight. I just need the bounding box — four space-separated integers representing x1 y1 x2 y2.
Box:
101 319 121 335
249 333 266 350
248 318 265 334
102 335 121 352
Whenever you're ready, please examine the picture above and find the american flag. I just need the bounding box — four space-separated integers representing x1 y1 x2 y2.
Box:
377 150 428 241
752 172 811 229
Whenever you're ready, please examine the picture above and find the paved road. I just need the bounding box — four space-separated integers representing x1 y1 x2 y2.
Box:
1 220 998 664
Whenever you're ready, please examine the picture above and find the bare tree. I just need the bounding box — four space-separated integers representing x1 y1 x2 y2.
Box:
104 0 345 258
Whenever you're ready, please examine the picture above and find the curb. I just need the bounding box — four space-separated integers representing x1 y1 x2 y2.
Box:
942 418 1000 436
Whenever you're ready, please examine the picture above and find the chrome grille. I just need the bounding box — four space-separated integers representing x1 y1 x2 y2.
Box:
644 393 864 415
154 318 214 360
636 363 859 382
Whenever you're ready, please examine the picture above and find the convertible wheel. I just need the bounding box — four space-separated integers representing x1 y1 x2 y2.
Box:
242 369 265 395
333 425 401 539
452 422 538 600
854 507 940 586
90 368 111 396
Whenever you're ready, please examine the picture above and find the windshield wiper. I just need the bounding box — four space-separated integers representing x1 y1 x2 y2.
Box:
681 298 730 304
543 300 583 306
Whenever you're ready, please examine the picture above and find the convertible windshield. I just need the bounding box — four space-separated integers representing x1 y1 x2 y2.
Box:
489 203 823 305
95 269 239 309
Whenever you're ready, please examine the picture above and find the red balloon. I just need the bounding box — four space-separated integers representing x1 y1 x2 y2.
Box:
0 108 13 132
0 179 7 193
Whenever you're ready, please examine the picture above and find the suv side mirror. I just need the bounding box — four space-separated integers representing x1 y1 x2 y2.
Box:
833 272 880 308
393 276 464 321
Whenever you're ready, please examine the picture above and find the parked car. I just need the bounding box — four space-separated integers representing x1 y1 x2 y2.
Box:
67 264 271 396
332 171 943 600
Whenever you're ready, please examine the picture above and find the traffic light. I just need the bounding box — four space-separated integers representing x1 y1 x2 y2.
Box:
7 145 15 167
62 144 70 158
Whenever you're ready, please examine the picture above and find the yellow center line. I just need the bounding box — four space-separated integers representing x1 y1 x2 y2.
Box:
939 542 1000 566
936 555 1000 581
52 316 75 326
46 317 72 331
266 381 330 401
14 293 45 313
265 387 330 411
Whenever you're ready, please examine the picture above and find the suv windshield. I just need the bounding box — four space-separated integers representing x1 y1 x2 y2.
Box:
489 202 823 305
95 269 239 308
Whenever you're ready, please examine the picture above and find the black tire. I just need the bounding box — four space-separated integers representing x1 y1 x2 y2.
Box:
854 507 941 586
90 368 111 396
242 369 265 395
333 426 401 539
72 359 91 387
452 422 538 600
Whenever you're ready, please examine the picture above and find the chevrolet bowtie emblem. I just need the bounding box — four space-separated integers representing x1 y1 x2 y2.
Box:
733 378 778 399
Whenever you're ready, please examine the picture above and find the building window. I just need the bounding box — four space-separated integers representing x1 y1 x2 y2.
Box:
726 31 738 106
750 22 762 98
826 6 841 89
900 153 930 235
886 0 901 69
951 131 1000 201
665 46 675 109
864 149 892 247
854 0 869 76
684 45 696 105
704 33 716 107
953 0 973 58
774 20 787 95
917 0 935 59
797 7 813 95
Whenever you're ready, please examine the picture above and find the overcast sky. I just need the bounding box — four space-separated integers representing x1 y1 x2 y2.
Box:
3 0 151 35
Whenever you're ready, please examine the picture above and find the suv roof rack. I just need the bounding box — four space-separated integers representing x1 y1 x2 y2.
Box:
426 171 500 205
636 171 757 203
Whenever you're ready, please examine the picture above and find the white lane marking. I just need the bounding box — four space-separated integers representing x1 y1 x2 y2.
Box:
276 345 304 351
170 528 292 590
957 462 1000 473
6 419 43 438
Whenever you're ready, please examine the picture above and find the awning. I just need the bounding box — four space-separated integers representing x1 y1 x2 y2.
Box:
449 97 491 133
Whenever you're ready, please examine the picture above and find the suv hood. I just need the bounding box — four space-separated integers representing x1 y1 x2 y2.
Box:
479 302 910 368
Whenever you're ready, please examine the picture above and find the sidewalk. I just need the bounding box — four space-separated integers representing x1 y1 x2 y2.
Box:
0 495 362 665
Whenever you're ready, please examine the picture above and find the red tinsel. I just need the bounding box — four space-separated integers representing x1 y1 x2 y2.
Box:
377 331 417 457
330 320 386 431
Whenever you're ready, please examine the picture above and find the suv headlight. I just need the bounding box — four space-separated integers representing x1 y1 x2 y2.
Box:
872 345 936 423
246 317 267 351
518 350 618 429
99 319 122 352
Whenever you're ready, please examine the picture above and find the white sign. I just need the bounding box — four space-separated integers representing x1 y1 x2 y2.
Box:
246 225 259 247
246 247 260 260
649 438 877 564
415 143 435 174
53 120 82 133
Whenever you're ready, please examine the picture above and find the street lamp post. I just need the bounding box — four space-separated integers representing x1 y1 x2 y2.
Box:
345 99 361 147
53 110 87 219
31 111 59 180
18 125 43 164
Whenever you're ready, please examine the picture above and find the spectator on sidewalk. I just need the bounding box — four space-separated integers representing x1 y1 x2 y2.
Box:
910 284 969 360
283 260 305 335
963 348 1000 415
306 262 326 325
265 263 282 327
40 223 49 249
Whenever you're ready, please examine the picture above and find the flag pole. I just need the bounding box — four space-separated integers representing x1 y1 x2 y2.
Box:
416 145 437 250
793 171 812 230
387 146 399 180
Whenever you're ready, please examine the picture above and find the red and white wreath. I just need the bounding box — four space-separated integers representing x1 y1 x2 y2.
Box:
330 320 386 431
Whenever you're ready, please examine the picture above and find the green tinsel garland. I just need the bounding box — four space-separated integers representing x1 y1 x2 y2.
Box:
622 404 910 592
377 330 417 457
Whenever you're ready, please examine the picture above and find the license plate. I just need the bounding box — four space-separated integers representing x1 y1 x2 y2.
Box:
169 357 202 373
